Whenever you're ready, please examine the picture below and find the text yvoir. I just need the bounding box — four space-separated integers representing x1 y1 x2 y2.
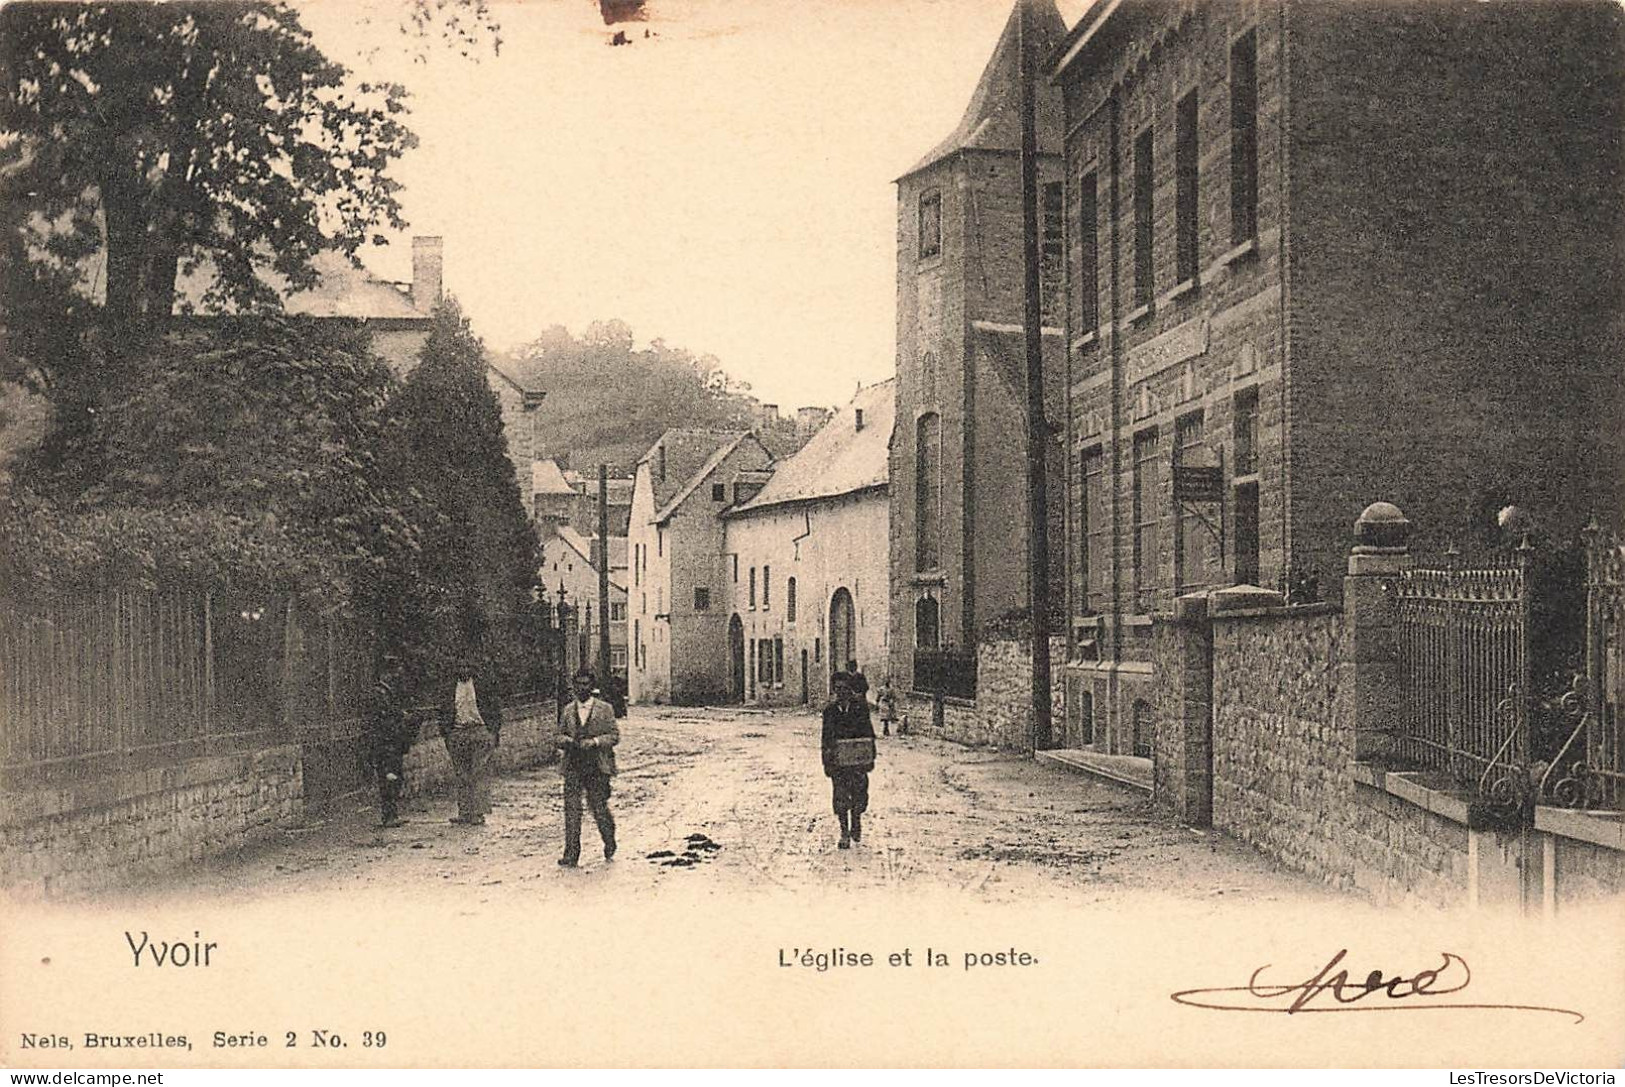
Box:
1170 949 1584 1021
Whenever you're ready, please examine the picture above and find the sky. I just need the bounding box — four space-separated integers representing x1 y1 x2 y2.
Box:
297 0 1088 410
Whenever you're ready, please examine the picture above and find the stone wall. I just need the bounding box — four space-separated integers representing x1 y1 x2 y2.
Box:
900 692 980 746
1 698 558 899
399 696 558 797
1195 596 1622 911
1 746 303 899
972 632 1067 751
901 633 1064 751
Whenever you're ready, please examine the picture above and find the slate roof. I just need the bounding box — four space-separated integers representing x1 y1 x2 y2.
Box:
533 459 575 497
555 526 628 591
651 431 772 524
637 428 754 514
899 0 1067 181
173 248 431 321
730 380 894 515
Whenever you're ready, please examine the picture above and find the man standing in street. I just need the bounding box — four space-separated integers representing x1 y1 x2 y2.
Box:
557 668 620 867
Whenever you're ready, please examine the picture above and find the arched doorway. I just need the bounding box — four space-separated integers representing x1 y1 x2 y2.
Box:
829 588 855 684
728 615 745 703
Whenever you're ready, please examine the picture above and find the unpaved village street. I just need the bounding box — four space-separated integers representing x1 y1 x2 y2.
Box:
113 704 1332 908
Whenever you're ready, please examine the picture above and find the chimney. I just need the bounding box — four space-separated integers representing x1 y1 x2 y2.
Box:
412 236 444 310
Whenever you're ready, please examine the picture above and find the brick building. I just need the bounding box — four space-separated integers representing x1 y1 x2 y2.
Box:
722 381 893 708
1053 0 1624 755
627 429 775 704
888 0 1071 700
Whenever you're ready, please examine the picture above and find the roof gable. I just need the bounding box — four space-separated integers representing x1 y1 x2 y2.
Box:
731 380 894 514
653 432 773 524
901 0 1067 180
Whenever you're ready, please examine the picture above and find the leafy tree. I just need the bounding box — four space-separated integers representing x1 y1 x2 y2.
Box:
508 321 807 470
0 316 414 601
0 0 419 442
389 300 541 689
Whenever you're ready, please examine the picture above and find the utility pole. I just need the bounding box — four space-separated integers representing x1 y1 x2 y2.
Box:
598 464 611 683
1019 0 1053 751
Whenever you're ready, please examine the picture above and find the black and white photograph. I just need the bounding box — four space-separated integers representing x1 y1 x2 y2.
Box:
1 0 1622 1071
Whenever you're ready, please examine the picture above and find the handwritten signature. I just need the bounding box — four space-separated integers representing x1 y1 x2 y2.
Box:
1170 949 1584 1022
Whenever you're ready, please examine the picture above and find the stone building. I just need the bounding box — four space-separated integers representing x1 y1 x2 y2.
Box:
888 0 1071 701
722 381 893 708
1053 0 1624 756
627 429 775 704
541 524 629 678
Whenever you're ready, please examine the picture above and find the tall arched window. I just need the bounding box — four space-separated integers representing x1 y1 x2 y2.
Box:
786 577 797 623
915 596 940 650
915 412 942 572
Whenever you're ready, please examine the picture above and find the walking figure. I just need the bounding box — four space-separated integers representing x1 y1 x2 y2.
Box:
366 653 413 828
557 668 620 867
876 678 898 737
440 653 503 826
822 672 876 849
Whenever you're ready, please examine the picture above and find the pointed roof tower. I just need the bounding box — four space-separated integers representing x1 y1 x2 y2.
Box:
900 0 1068 181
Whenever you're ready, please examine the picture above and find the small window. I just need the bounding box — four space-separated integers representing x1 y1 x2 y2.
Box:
610 601 627 621
694 587 711 611
919 190 942 259
731 554 739 582
787 577 798 622
749 567 757 609
762 565 771 609
712 483 726 501
657 529 663 558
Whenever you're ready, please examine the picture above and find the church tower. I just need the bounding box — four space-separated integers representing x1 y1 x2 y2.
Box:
889 0 1070 696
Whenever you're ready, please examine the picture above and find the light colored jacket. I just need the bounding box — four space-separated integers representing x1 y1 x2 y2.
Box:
557 697 620 777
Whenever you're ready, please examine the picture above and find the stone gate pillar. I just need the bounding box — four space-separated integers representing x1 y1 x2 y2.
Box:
1153 592 1215 826
1344 501 1413 761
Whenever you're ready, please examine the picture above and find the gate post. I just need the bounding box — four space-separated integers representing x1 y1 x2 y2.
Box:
1153 591 1215 826
1345 502 1413 762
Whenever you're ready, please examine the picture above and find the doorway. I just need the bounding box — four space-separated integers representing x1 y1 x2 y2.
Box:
829 587 855 684
728 615 745 703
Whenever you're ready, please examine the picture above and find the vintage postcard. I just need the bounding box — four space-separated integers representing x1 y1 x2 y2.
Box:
1 0 1622 1070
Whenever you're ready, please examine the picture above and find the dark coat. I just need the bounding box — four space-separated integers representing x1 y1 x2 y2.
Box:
821 698 875 777
557 696 620 777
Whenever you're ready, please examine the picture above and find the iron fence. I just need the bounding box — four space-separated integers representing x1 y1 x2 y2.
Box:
1539 523 1625 810
2 591 376 786
1392 562 1531 815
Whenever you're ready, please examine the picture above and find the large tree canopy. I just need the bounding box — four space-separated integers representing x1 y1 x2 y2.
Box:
0 1 417 359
